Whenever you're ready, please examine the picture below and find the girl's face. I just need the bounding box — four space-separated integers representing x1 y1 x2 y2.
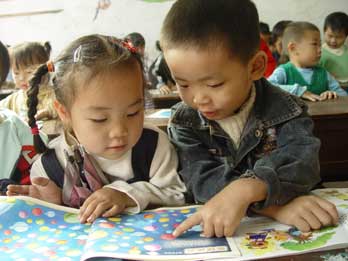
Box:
164 46 265 120
292 30 322 68
12 64 40 90
57 63 144 160
324 27 347 49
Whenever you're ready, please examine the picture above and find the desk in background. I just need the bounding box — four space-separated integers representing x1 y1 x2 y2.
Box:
41 119 63 140
306 96 348 182
148 89 181 109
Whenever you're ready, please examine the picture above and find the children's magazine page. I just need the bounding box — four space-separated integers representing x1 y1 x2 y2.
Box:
229 188 348 261
0 196 240 261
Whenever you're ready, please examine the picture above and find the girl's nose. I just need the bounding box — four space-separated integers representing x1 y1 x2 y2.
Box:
109 121 128 139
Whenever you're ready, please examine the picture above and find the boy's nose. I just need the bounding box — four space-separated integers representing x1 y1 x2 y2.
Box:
193 92 210 105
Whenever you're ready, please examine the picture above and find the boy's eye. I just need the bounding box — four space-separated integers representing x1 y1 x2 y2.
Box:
177 83 189 88
127 110 140 117
207 82 224 88
89 118 107 123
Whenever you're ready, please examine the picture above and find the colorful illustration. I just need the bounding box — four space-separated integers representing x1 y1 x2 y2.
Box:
0 197 88 260
315 189 348 201
0 197 238 261
240 226 337 256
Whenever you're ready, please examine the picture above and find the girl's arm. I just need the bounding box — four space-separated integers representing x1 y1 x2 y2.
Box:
268 67 307 96
105 126 186 213
326 72 347 96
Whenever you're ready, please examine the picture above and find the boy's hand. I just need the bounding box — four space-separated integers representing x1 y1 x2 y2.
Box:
79 187 135 224
173 178 267 238
258 195 339 232
6 177 62 205
320 91 337 101
301 91 321 102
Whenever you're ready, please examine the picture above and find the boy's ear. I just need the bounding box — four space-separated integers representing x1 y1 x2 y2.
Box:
288 42 297 54
249 50 267 81
53 100 70 123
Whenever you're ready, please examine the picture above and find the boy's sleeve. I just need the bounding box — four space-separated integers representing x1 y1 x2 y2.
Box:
326 72 347 96
268 67 307 97
251 109 321 209
168 124 246 203
105 127 186 213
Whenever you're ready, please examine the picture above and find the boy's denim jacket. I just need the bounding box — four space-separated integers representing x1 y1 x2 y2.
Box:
168 78 321 209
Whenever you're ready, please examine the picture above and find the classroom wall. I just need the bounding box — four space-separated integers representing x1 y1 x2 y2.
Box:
1 0 348 63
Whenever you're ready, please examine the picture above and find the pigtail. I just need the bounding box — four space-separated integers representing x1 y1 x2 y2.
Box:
27 63 51 153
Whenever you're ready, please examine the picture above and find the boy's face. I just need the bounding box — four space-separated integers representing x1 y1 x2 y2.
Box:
324 27 347 49
293 30 322 67
12 64 40 90
260 33 271 46
164 46 257 120
55 63 144 160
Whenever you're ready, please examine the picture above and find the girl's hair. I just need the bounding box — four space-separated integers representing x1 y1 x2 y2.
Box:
10 41 51 70
324 12 348 35
27 34 145 153
160 0 260 64
125 32 146 49
279 22 319 64
0 41 10 87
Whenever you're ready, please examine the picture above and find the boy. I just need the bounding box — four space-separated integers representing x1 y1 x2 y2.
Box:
320 12 348 90
160 0 338 237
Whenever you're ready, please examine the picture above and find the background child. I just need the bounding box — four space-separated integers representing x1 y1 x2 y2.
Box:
7 34 186 224
268 21 347 102
0 41 57 120
160 0 338 238
270 20 293 63
259 22 272 45
0 41 47 194
148 40 176 94
319 12 348 90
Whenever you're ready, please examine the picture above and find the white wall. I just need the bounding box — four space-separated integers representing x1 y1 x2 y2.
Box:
1 0 348 63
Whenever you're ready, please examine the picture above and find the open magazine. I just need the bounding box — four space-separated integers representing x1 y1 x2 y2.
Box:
0 188 347 261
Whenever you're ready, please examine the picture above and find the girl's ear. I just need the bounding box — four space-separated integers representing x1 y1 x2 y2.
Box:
54 100 71 124
249 50 267 81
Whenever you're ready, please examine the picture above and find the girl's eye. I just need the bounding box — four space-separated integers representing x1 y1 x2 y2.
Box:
127 111 140 117
208 82 224 88
89 118 107 123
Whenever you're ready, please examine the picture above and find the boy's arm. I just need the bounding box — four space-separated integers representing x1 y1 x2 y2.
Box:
326 72 347 96
268 67 307 97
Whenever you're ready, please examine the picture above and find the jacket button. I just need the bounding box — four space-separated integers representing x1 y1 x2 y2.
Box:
255 129 263 137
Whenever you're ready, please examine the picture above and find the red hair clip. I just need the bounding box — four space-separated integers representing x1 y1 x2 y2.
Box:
121 40 138 54
47 61 55 72
31 125 39 135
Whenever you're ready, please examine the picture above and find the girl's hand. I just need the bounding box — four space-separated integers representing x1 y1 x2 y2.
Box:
78 187 135 224
320 91 337 101
6 177 62 205
258 195 339 232
301 91 321 102
159 85 172 95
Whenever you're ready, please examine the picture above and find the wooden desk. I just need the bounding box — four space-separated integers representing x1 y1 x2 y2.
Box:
268 247 348 260
148 89 181 109
145 109 169 132
0 88 15 100
41 119 63 140
306 97 348 182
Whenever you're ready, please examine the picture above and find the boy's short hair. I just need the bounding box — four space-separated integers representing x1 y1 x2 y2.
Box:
160 0 260 64
260 22 271 35
282 22 319 56
324 12 348 35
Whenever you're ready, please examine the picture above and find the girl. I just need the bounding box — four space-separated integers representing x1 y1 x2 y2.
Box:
0 41 57 120
268 22 347 102
7 34 186 224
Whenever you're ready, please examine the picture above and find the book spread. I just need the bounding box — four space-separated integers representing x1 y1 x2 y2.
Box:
0 188 347 261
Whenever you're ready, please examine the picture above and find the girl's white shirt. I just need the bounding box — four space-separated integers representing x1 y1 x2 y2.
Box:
30 123 186 213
